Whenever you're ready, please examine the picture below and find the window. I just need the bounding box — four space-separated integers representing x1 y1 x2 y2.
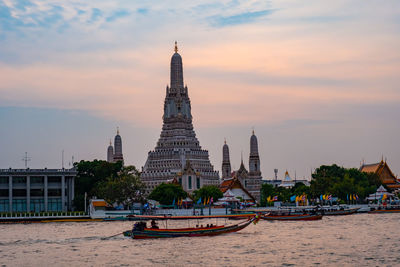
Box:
48 177 61 183
188 176 192 190
12 199 26 212
30 199 45 212
0 189 9 197
13 189 26 197
0 177 8 184
31 189 44 197
0 199 9 212
48 198 62 211
245 180 248 187
178 178 182 185
13 177 26 184
196 178 200 189
48 189 61 197
31 176 44 184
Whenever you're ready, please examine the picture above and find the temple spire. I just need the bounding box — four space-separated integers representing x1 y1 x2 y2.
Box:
170 41 184 89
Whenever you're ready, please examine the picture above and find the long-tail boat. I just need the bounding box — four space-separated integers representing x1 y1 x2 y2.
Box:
368 205 400 214
321 207 359 216
123 215 259 239
260 212 322 221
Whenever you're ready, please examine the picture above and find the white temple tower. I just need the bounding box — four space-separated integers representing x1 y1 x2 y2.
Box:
141 42 220 194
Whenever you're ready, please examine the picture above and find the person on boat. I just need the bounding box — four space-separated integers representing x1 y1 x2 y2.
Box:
206 224 210 228
133 221 146 231
150 219 159 229
210 224 214 228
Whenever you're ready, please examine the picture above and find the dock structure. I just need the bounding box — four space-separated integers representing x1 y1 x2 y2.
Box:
0 168 77 213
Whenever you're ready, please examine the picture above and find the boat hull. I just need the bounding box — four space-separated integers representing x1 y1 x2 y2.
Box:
124 216 258 239
323 208 359 216
368 209 400 214
261 214 322 221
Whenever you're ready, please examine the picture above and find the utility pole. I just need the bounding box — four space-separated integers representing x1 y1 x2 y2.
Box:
62 150 64 169
22 152 31 168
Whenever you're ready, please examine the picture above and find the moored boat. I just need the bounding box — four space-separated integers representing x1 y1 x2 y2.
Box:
368 205 400 214
260 213 322 221
321 207 359 216
123 215 259 239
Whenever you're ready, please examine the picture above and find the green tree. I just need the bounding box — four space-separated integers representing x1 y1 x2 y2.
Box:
192 185 223 203
310 164 379 201
73 160 123 210
96 166 146 207
148 183 187 205
260 183 275 206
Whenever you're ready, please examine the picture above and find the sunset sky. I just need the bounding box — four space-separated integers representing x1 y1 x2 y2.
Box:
1 0 399 179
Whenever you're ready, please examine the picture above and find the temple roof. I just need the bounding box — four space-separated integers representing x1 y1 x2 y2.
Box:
219 176 256 202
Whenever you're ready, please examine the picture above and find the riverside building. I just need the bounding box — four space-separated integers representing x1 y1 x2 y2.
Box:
141 42 220 194
0 168 77 212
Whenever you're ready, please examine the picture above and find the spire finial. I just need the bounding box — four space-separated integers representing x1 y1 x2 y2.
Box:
110 139 112 145
174 41 178 53
241 151 243 164
117 127 120 135
224 138 226 145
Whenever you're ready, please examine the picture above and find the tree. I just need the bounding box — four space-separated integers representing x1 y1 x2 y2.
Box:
74 160 123 210
260 183 275 206
96 166 146 207
148 183 187 205
192 185 223 203
310 164 379 201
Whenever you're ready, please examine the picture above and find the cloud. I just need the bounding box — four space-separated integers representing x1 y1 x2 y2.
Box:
210 9 275 27
105 9 130 22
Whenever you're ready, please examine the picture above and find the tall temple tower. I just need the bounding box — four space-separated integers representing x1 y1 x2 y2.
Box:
248 130 262 201
141 42 220 194
107 139 114 163
113 127 124 163
222 140 232 179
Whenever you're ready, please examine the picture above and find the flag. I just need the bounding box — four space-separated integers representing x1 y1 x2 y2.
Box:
207 197 210 205
197 197 202 204
172 198 175 205
382 193 387 201
203 198 206 205
328 195 332 201
302 195 306 201
273 196 278 201
347 194 349 201
355 194 359 200
267 196 271 202
210 197 214 204
296 196 299 202
320 195 323 201
290 195 296 202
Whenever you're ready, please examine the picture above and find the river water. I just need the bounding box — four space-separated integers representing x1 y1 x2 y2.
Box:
1 213 399 266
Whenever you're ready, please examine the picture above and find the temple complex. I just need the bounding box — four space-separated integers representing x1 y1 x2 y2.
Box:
221 131 262 202
141 42 219 194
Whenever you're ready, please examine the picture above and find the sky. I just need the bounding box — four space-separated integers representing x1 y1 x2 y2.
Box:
1 0 399 180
